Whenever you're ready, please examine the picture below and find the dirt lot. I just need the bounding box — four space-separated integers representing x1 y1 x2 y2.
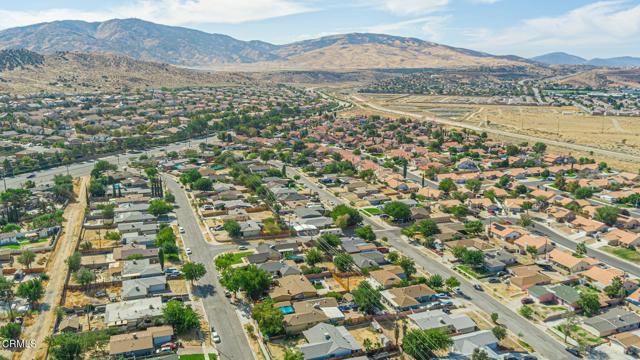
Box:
81 228 119 249
356 93 640 171
64 285 121 308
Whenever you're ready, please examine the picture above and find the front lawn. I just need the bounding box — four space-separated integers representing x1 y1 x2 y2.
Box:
456 265 488 279
363 207 382 216
602 246 640 264
179 355 218 360
214 251 253 270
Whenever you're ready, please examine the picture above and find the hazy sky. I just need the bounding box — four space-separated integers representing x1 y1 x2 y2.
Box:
1 0 639 58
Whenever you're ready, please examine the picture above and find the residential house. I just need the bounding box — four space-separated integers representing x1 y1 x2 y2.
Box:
584 308 640 337
408 310 477 334
109 326 173 358
514 234 554 255
104 297 164 328
271 275 317 302
298 323 362 360
381 284 436 311
122 276 167 300
548 249 599 273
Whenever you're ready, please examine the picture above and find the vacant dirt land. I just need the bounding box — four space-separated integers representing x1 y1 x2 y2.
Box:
356 93 640 171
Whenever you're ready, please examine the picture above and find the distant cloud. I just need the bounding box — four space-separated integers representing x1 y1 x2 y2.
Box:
365 0 449 15
461 0 640 56
366 16 451 41
0 0 314 29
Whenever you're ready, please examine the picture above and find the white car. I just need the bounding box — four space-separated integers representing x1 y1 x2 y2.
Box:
179 227 185 234
238 245 248 251
185 248 192 255
211 328 221 343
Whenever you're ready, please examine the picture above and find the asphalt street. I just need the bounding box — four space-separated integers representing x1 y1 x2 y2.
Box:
164 175 254 360
284 165 576 360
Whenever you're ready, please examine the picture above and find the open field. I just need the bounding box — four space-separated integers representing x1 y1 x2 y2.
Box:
602 246 640 264
352 93 640 171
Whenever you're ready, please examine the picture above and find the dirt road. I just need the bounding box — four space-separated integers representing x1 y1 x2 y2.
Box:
18 176 88 360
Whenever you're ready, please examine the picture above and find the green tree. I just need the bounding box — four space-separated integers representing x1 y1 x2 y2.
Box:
251 300 284 337
398 257 416 278
73 268 96 290
575 241 587 256
192 178 213 191
0 322 21 340
17 251 36 269
492 325 507 340
66 252 81 272
163 300 200 334
305 248 323 267
574 187 594 199
355 225 376 241
283 349 304 360
223 220 242 238
148 199 173 216
48 336 82 360
464 220 483 235
383 201 412 222
472 348 490 360
183 262 207 285
577 292 600 317
525 245 538 258
427 274 444 289
491 312 499 323
330 204 362 227
519 305 534 319
333 253 353 272
352 281 382 315
533 142 547 154
144 167 158 178
604 277 625 298
465 179 482 193
222 265 272 301
594 206 619 226
518 214 533 227
416 219 440 237
445 276 460 289
438 178 457 194
16 279 44 307
403 329 452 359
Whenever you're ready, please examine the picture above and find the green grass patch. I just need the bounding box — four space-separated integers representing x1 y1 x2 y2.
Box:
602 246 640 264
215 251 253 270
180 355 218 360
363 207 382 215
518 340 533 351
456 265 488 279
0 238 50 250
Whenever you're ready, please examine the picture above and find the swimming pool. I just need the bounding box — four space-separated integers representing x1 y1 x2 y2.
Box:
287 255 304 260
278 306 295 314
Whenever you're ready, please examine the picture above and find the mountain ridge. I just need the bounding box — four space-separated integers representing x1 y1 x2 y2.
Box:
0 18 537 70
531 52 640 67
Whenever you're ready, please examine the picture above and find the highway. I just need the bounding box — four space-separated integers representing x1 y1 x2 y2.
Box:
283 164 576 360
164 175 255 360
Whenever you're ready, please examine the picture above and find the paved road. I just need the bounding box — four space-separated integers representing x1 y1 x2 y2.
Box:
164 175 254 360
350 94 640 164
2 137 217 189
530 221 640 278
284 165 575 360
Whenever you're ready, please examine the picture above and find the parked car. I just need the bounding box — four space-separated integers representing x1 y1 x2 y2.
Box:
156 347 173 354
159 342 177 350
238 245 248 251
224 291 232 298
179 227 185 233
213 224 224 231
565 347 581 358
473 284 484 291
95 290 107 298
185 248 192 255
488 278 500 283
521 297 534 305
26 174 36 179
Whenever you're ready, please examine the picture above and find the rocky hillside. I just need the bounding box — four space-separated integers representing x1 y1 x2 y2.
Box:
0 19 537 70
0 49 44 71
0 50 254 94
